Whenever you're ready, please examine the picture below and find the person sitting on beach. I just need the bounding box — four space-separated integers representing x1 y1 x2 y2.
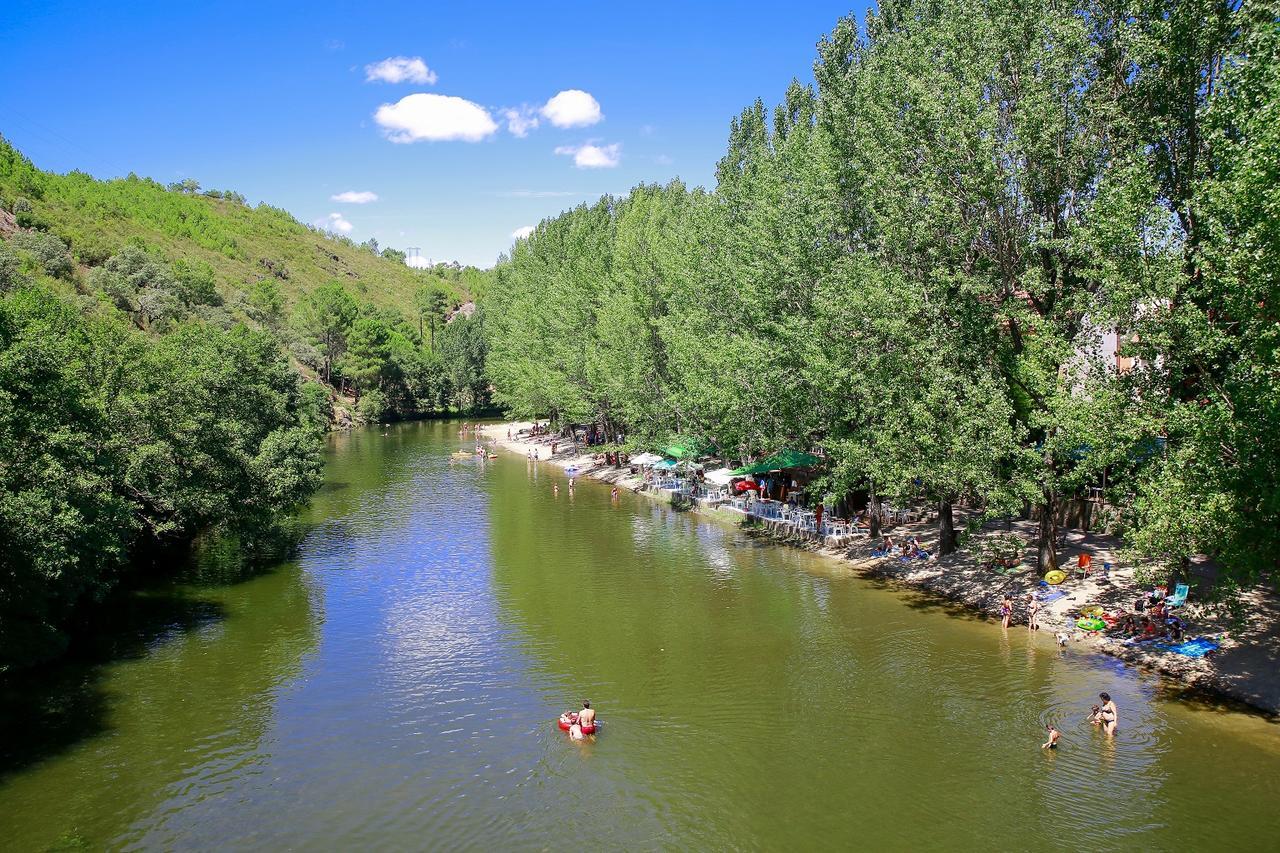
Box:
1165 615 1185 643
1041 724 1061 749
1117 614 1138 638
1137 616 1159 641
874 535 895 556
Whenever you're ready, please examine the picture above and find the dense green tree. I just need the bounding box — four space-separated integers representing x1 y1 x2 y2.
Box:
481 0 1280 592
414 284 449 350
0 280 324 670
294 281 357 383
438 309 489 413
246 278 285 330
0 287 133 668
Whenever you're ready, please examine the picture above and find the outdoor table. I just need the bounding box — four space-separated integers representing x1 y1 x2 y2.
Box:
824 519 851 538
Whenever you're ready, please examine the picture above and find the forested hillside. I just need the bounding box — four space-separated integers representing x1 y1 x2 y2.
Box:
0 136 492 670
0 137 482 311
485 0 1280 594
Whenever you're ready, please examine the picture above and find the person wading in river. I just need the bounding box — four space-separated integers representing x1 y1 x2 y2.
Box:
1098 692 1118 736
569 701 595 741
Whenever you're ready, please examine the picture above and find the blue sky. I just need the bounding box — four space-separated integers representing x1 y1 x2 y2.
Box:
1 1 872 267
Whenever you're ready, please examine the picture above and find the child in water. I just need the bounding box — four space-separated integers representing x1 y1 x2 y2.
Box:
1041 724 1061 749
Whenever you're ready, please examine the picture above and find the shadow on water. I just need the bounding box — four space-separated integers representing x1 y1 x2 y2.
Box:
0 524 305 782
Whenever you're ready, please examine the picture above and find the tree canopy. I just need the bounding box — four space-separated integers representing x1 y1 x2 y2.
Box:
482 0 1280 588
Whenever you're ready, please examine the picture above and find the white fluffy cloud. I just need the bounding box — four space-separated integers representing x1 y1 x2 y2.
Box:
540 90 603 128
365 56 437 85
375 94 498 143
554 142 621 169
330 190 379 204
511 225 535 240
315 212 354 234
502 106 539 137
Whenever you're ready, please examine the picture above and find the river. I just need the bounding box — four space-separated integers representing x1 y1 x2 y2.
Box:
2 420 1277 850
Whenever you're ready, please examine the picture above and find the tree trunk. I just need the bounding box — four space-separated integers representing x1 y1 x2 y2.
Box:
869 488 882 540
1037 492 1059 572
938 500 956 556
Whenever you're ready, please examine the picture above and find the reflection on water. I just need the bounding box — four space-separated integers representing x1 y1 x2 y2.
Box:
1 421 1277 850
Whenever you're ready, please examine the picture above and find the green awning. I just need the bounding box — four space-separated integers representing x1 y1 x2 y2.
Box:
731 450 823 476
663 440 712 460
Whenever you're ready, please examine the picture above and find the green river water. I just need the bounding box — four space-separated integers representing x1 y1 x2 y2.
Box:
2 420 1277 850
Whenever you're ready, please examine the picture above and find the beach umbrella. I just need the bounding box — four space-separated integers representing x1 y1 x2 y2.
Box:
705 467 736 485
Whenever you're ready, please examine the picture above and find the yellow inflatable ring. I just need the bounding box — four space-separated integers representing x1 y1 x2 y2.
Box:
1044 570 1067 585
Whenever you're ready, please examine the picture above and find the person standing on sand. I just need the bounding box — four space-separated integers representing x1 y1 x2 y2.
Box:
1000 594 1013 628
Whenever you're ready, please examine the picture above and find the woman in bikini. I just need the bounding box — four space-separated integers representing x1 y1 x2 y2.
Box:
1000 594 1013 628
1098 692 1118 736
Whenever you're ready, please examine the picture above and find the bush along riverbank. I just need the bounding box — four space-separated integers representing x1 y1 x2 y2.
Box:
482 423 1280 716
0 281 326 674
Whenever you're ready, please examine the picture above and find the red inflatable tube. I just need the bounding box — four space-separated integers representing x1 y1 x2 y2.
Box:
557 713 596 734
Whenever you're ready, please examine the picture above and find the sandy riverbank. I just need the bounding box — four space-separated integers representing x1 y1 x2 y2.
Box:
480 421 1279 715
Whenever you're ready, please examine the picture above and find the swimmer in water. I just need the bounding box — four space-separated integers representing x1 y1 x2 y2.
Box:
1041 724 1061 749
553 483 559 496
611 487 619 501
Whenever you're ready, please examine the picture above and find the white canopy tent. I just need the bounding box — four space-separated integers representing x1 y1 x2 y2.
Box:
705 467 736 485
630 452 663 466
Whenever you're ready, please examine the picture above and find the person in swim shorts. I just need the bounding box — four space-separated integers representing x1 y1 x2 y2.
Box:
1041 724 1061 749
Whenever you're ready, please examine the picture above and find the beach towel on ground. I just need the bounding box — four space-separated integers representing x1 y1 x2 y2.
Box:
1155 638 1219 658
